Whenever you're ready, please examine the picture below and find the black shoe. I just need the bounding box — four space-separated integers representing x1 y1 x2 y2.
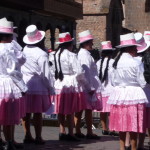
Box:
59 133 68 141
66 134 80 142
4 141 16 150
125 145 131 150
23 138 35 144
13 142 24 149
109 131 119 136
86 134 101 140
102 130 109 135
34 137 45 145
74 133 85 138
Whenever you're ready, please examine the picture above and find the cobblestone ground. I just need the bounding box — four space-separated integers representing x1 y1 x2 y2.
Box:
4 125 150 150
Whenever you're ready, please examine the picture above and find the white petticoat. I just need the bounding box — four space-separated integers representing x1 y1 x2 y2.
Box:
108 86 148 105
54 74 83 94
0 75 22 99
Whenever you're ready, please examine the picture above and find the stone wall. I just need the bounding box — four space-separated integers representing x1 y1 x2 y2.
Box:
125 0 150 33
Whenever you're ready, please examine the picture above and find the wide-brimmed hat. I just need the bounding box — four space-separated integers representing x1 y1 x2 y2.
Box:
134 32 150 53
116 33 141 48
23 25 45 45
55 32 73 45
78 30 93 44
101 41 115 51
0 17 14 34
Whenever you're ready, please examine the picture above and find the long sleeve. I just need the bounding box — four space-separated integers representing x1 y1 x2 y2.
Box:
38 55 55 95
136 63 147 88
71 54 92 92
79 54 96 91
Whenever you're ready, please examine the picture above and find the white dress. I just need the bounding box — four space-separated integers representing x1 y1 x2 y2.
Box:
108 52 148 133
0 43 26 125
21 45 54 113
78 48 102 111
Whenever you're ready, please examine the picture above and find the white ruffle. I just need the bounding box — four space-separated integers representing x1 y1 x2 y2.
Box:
0 76 22 99
108 86 148 105
54 74 83 94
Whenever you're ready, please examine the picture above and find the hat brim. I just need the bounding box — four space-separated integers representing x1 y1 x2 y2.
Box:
78 38 94 44
55 38 74 45
116 44 141 48
137 43 150 53
0 31 13 34
23 31 45 45
101 48 116 51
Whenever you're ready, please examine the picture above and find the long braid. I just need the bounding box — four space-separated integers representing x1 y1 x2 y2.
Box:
58 48 64 81
113 50 124 69
102 56 111 83
54 47 60 80
99 57 105 81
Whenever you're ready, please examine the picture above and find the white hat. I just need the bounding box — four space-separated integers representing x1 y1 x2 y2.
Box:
0 17 14 34
78 30 93 44
144 31 150 43
116 33 141 48
55 32 73 44
134 32 150 53
101 41 115 50
23 25 45 45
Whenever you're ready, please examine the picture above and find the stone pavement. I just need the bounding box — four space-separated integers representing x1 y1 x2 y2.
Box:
4 125 150 150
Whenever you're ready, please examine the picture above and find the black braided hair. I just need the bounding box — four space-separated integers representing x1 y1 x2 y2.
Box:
54 46 60 80
58 48 64 81
99 57 105 81
54 41 73 81
99 50 113 83
102 56 111 83
113 49 124 69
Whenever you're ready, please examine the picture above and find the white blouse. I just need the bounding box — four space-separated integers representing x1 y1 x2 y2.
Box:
78 48 102 92
108 53 148 105
21 45 54 95
96 58 114 97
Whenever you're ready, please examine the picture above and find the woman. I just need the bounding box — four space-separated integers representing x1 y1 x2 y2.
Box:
53 32 88 141
96 41 115 135
108 33 148 150
75 30 102 139
21 25 54 144
0 18 26 150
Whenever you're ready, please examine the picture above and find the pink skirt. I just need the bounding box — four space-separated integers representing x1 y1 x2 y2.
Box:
25 94 51 113
0 97 26 125
85 93 102 111
109 104 146 133
146 107 150 128
100 96 110 112
54 92 87 115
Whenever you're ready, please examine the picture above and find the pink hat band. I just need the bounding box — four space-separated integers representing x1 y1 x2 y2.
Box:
79 35 93 43
102 43 112 50
0 26 13 33
137 38 147 52
28 31 42 42
59 34 72 43
120 39 137 46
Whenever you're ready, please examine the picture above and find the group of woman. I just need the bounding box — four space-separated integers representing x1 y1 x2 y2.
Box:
0 16 150 150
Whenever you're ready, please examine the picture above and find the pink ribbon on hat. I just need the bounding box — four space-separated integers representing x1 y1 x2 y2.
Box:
0 26 13 33
59 34 72 43
102 43 112 49
28 31 42 42
79 35 93 43
120 39 137 46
